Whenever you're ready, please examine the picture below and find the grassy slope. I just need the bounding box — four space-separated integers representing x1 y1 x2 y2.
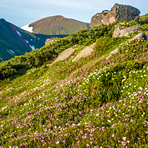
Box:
139 13 148 24
30 15 90 35
0 28 148 147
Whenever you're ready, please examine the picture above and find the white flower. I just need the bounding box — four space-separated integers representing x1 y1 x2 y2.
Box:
122 137 126 141
56 141 59 144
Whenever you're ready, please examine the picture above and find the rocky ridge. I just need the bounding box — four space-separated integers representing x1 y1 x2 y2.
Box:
90 3 140 27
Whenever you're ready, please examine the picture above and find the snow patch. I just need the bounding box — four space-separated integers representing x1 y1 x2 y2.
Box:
25 40 29 43
9 49 15 53
29 45 35 50
16 31 21 36
21 24 33 33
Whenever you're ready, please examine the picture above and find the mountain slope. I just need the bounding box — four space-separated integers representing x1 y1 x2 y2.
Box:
0 20 148 147
0 19 67 62
0 19 41 62
22 15 90 35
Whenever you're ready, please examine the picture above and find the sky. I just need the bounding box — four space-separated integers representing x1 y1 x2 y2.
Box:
0 0 148 27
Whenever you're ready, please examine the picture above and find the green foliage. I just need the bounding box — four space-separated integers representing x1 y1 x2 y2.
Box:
0 22 118 80
139 13 148 25
117 20 139 27
0 26 147 147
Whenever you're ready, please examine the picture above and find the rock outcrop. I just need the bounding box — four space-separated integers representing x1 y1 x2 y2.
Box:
90 3 140 28
45 37 57 45
52 47 75 64
73 43 95 62
113 25 140 37
129 32 147 41
106 32 147 60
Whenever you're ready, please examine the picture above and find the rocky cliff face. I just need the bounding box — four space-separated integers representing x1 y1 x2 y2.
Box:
90 3 140 28
45 37 57 45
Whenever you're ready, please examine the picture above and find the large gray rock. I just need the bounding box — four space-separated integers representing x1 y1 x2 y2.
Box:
45 37 57 45
113 25 140 37
90 3 140 28
129 32 147 41
73 43 95 62
52 47 75 64
106 32 147 60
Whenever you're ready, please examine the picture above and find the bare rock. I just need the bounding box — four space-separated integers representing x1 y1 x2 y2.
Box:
45 37 57 45
73 43 95 62
113 25 140 37
52 47 75 64
129 32 147 41
106 32 147 60
90 3 140 28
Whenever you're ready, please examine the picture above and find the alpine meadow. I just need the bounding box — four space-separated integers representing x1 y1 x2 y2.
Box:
0 11 148 148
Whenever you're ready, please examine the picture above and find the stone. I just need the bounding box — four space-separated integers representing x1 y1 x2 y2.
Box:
129 32 147 41
52 47 75 64
45 37 57 45
113 25 140 37
106 32 147 60
90 3 140 28
73 43 95 62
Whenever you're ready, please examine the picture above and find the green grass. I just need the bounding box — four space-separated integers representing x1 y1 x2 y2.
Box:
0 21 148 147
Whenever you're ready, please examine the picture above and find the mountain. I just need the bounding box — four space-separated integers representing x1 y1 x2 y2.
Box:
0 20 148 147
0 19 67 62
21 15 90 35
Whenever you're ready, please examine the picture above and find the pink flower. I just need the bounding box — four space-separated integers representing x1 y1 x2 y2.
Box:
121 141 126 146
130 119 134 122
112 134 115 137
86 144 90 147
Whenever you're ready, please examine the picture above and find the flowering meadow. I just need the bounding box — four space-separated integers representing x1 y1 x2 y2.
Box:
0 24 148 147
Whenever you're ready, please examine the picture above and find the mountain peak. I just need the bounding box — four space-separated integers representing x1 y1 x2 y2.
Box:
22 15 90 35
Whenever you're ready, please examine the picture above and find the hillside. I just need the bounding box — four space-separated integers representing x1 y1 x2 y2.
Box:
0 19 68 62
0 20 148 147
22 15 90 35
139 13 148 24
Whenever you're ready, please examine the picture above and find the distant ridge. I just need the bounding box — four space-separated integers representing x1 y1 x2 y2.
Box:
0 19 60 62
22 15 90 35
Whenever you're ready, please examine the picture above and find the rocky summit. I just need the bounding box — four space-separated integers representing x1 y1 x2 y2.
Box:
90 3 140 27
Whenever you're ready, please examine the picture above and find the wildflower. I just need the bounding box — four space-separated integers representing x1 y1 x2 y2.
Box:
56 141 59 144
122 137 126 141
86 144 90 147
112 134 115 137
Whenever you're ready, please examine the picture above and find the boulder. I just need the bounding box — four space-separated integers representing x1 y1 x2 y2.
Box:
52 47 75 64
129 32 147 41
45 37 57 45
73 43 95 62
113 25 140 37
90 3 140 28
106 32 147 60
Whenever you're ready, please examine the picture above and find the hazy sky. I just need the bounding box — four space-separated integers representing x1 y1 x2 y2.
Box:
0 0 148 27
